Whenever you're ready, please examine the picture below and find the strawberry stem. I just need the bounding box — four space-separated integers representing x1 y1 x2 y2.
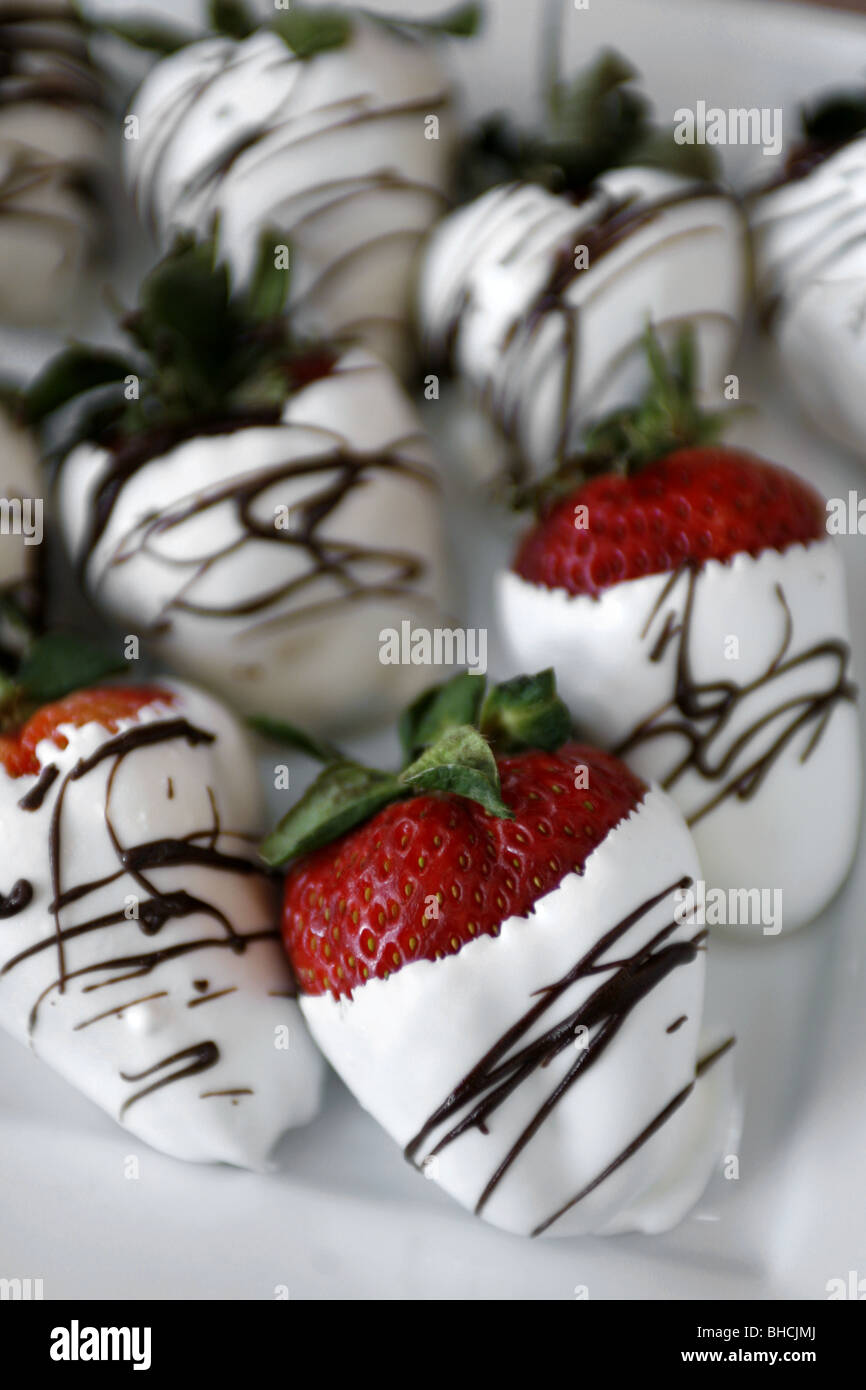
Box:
26 235 331 456
514 324 733 514
258 669 573 865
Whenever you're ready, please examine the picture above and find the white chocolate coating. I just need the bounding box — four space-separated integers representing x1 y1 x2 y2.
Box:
302 788 732 1238
0 680 324 1166
124 21 456 374
498 541 861 933
419 170 747 477
56 349 450 731
0 0 104 323
750 135 866 456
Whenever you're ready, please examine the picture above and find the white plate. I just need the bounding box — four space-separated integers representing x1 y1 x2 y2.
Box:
1 0 865 1300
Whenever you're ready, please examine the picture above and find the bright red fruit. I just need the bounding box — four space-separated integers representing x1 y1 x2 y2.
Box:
513 447 826 598
282 744 646 999
0 686 174 777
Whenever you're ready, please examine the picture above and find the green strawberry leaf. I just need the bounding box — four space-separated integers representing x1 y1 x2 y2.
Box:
480 669 571 753
208 0 256 41
0 667 17 705
248 715 344 764
399 724 513 819
15 634 126 705
271 6 353 59
97 18 196 54
25 347 136 424
260 763 403 865
626 127 717 182
459 41 717 198
245 228 292 323
367 2 482 39
517 325 733 512
136 240 237 369
398 670 486 763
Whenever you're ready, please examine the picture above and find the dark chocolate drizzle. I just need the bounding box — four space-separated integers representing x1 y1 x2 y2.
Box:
70 418 439 638
532 1036 734 1236
405 877 720 1228
119 1041 220 1116
200 1087 252 1104
187 986 236 1008
439 183 735 472
0 5 102 113
17 762 58 811
0 3 104 233
614 566 856 826
749 136 866 329
74 990 168 1032
0 878 32 917
129 37 451 349
2 716 280 1074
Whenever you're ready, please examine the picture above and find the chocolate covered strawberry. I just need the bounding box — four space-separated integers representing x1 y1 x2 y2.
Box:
120 0 477 375
262 671 733 1238
30 238 449 731
0 0 105 323
418 48 745 480
498 332 861 933
0 636 324 1165
749 85 866 456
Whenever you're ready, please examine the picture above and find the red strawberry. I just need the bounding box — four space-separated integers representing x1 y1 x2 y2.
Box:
513 446 825 598
265 670 722 1239
282 743 645 998
0 686 173 778
499 331 858 939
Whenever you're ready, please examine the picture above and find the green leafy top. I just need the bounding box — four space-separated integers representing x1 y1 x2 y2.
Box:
0 632 125 734
97 1 480 61
777 87 866 183
514 325 733 514
801 89 866 150
254 668 572 866
25 234 328 453
457 46 717 202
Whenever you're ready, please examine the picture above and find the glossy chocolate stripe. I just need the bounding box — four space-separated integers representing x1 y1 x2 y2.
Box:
615 566 855 825
532 1037 734 1236
405 877 707 1215
0 879 33 918
119 1040 220 1116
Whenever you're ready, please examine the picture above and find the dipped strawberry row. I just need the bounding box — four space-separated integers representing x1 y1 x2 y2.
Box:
0 650 732 1237
0 3 862 1249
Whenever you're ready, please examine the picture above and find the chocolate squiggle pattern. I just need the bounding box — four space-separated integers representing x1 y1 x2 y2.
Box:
405 877 726 1234
749 133 866 330
0 4 103 212
0 4 102 113
0 713 279 1116
126 26 453 362
73 404 439 639
423 177 743 476
615 567 856 826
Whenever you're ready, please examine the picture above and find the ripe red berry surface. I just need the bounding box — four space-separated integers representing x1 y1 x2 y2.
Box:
283 744 646 998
